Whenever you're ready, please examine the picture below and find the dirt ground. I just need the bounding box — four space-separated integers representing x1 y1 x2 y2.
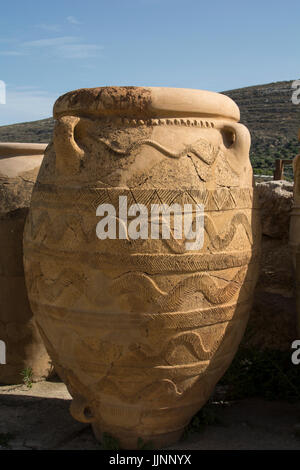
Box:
0 380 300 450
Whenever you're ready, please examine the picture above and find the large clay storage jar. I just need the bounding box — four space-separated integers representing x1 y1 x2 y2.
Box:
0 142 51 384
23 87 261 448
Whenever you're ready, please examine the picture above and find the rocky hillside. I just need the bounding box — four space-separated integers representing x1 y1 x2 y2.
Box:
0 80 299 177
223 80 300 179
0 117 55 144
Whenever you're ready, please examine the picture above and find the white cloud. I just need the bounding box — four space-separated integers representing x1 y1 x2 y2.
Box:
66 16 82 25
0 87 56 126
20 36 103 59
23 36 78 47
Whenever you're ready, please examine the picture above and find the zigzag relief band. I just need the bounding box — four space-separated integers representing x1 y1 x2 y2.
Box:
31 184 258 210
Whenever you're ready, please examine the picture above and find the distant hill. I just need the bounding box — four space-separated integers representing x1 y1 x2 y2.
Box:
223 80 300 179
0 117 54 143
0 80 299 178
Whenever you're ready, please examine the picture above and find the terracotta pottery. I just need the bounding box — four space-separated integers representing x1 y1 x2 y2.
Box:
0 142 51 384
23 87 261 448
289 130 300 334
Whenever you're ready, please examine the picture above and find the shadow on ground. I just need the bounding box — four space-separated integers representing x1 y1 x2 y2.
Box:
0 382 300 450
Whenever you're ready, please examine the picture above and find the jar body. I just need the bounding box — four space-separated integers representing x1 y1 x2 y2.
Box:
0 143 51 384
23 87 261 448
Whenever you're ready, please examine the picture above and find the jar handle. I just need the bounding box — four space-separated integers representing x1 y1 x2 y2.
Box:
54 116 84 175
70 395 96 423
219 121 251 159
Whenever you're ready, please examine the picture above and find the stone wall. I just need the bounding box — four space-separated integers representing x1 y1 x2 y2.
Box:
241 180 297 351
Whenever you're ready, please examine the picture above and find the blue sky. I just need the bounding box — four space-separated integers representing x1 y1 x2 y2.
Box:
0 0 299 125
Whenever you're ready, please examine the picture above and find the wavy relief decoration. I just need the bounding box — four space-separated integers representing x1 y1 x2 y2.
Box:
111 267 246 312
98 137 220 165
